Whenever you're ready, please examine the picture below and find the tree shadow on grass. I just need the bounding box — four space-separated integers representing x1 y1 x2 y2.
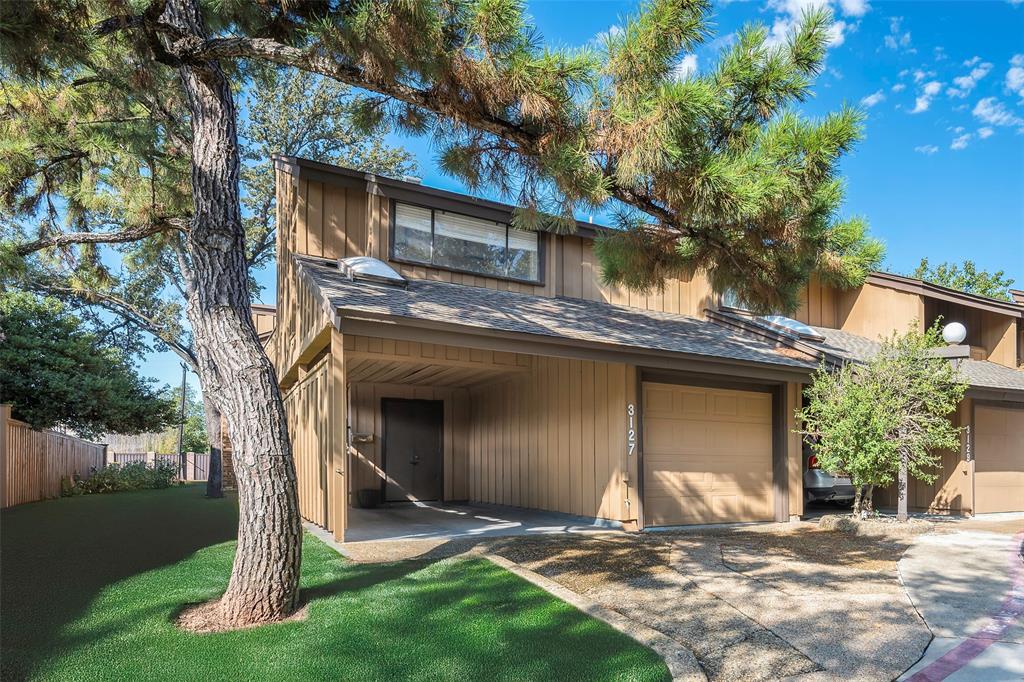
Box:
1 487 670 682
0 485 238 681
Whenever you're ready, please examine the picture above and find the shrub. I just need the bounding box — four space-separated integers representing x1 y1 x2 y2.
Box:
62 461 179 496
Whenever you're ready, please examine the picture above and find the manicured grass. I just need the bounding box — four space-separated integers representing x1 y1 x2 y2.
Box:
1 485 668 681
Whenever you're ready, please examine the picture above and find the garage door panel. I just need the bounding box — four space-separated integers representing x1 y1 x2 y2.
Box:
974 405 1024 514
642 382 774 526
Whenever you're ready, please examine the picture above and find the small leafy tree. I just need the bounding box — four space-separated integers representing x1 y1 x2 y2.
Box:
158 383 209 454
0 291 175 439
798 323 968 517
910 258 1015 302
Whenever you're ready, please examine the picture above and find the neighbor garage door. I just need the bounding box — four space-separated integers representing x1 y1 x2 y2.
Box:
974 404 1024 514
642 382 773 526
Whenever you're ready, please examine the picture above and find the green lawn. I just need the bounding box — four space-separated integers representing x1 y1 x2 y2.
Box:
1 485 668 681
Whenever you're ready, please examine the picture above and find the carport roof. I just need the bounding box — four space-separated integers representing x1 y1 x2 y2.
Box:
295 256 817 372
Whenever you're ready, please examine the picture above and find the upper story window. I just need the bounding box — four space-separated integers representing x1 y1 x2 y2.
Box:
392 202 541 283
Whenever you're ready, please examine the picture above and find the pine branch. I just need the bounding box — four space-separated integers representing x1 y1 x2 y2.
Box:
25 279 198 370
15 218 187 256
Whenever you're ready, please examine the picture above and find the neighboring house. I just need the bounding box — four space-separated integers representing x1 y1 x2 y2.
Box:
256 156 1024 542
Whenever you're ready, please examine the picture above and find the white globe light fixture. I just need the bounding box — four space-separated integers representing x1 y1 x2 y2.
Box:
942 322 967 345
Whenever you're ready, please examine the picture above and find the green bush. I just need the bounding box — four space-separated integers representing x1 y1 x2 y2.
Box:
62 461 179 496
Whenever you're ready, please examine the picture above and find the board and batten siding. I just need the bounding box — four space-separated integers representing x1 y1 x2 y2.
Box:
466 357 638 524
348 383 471 502
282 355 332 530
277 169 723 318
1 405 107 508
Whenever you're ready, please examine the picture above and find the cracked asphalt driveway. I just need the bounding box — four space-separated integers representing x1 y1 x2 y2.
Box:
490 525 932 681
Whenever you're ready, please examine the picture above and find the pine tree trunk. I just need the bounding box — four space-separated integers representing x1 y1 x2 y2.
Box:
204 400 223 499
165 0 301 626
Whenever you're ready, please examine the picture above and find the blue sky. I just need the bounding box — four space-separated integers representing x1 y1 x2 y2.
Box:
141 0 1024 388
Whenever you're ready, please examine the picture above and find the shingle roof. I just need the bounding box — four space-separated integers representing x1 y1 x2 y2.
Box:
296 256 815 371
809 326 1024 393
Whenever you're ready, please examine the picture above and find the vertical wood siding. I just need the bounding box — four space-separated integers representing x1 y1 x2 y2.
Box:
1 408 106 508
466 358 637 523
282 356 332 530
347 383 470 501
835 283 925 339
874 398 974 514
786 381 805 518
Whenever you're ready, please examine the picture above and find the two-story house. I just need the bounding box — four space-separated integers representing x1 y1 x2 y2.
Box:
259 156 1024 543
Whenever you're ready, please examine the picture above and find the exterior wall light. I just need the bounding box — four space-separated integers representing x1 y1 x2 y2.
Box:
942 322 967 345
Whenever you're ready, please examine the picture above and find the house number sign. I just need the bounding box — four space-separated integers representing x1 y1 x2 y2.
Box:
627 403 637 456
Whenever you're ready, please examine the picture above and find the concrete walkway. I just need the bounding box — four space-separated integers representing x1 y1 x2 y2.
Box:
898 516 1024 682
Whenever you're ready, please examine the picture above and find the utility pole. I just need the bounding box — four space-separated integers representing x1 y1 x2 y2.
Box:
176 363 187 480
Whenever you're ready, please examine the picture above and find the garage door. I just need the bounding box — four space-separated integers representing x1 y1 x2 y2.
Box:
642 382 773 526
974 405 1024 514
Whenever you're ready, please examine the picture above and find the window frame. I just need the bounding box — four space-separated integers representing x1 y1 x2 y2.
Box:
388 199 545 286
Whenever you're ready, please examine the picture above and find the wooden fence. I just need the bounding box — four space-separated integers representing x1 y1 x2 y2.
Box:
108 451 209 481
1 405 107 509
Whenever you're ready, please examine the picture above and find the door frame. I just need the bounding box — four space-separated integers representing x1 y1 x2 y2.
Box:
380 397 445 503
636 369 790 528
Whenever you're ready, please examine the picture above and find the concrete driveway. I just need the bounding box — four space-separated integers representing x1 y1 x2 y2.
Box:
898 515 1024 682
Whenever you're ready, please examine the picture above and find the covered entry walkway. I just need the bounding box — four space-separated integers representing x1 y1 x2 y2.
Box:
344 502 621 543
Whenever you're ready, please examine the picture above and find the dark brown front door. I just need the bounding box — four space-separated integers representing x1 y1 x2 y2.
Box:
382 398 443 503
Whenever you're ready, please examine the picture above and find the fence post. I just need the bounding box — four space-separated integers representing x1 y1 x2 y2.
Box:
0 404 9 509
186 452 194 481
146 451 155 468
104 445 113 466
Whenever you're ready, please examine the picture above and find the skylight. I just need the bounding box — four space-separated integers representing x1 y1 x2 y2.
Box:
338 256 407 287
760 315 826 342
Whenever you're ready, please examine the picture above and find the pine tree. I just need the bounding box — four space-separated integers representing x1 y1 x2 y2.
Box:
2 0 880 627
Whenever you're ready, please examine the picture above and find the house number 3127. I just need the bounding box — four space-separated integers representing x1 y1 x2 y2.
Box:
627 403 636 456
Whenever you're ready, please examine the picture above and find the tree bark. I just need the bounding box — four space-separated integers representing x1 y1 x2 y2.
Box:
864 484 875 515
204 399 223 499
164 0 301 626
852 485 863 517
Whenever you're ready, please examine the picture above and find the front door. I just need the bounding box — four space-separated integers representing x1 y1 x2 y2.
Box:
382 398 443 503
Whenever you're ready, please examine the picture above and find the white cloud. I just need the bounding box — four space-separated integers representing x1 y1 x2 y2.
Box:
671 54 698 80
593 24 622 46
963 56 982 67
860 90 886 107
950 133 971 150
978 126 995 139
839 0 870 17
765 0 862 49
891 83 907 92
1006 54 1024 98
947 62 993 98
884 17 912 51
912 69 935 83
973 97 1024 127
914 144 939 154
910 80 943 113
708 33 737 51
